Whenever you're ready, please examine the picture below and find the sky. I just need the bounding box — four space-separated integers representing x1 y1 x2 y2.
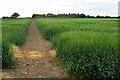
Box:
0 0 119 17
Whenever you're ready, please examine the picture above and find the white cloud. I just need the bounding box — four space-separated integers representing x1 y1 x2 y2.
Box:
0 0 119 17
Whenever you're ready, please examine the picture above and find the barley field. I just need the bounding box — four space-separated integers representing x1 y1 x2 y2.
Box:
2 19 30 69
2 18 119 78
36 18 119 78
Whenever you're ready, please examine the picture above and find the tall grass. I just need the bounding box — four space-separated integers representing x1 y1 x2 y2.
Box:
2 19 30 69
36 18 119 78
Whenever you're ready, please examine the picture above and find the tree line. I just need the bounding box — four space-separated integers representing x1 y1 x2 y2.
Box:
2 12 117 19
32 13 117 18
2 12 20 19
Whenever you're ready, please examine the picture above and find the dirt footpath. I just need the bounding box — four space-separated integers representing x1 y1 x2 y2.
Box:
2 21 68 78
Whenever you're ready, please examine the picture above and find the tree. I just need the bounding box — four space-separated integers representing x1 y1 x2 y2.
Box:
96 15 101 18
32 14 46 18
11 12 20 18
79 13 86 18
86 15 90 18
105 15 110 18
2 16 10 19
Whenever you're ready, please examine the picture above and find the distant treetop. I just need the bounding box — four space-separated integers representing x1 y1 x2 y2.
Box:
11 12 20 18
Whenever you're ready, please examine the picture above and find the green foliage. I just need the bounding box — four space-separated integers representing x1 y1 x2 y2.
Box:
11 12 20 18
2 19 30 69
2 42 17 69
79 13 86 18
32 13 116 18
52 32 119 78
36 18 119 79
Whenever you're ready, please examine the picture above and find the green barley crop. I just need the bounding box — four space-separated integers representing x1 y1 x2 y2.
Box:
52 31 119 78
2 19 30 69
36 18 119 78
36 18 117 40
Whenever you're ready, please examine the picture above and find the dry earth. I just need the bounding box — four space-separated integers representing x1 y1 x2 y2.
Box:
2 21 68 78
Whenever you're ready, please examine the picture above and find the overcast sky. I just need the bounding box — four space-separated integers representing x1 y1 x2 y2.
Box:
0 0 119 17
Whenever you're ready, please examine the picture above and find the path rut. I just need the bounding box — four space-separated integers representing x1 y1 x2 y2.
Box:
2 21 67 78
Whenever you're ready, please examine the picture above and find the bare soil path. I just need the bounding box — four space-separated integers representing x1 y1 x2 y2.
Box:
2 21 68 78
